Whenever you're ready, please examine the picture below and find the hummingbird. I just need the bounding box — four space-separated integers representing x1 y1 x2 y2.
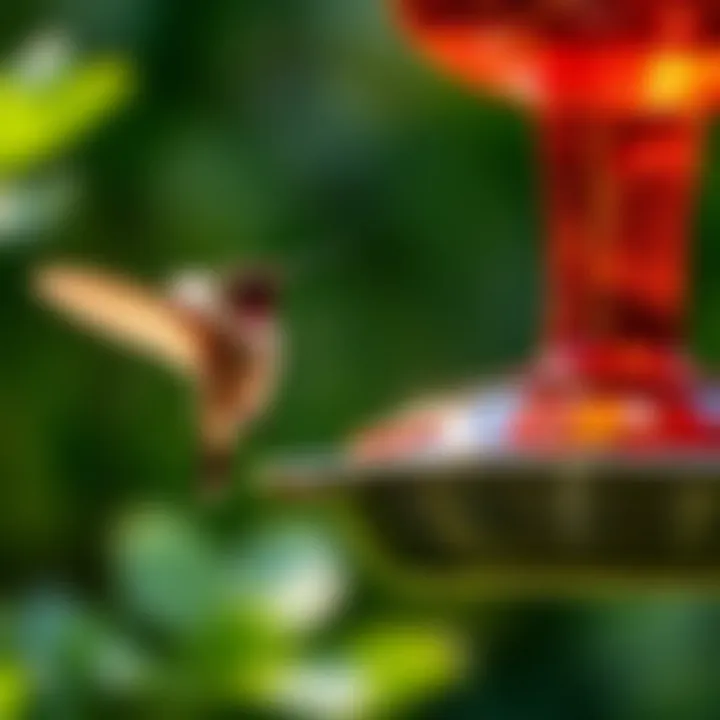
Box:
33 262 283 497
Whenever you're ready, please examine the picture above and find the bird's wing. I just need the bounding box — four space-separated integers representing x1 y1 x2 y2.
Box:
33 263 203 376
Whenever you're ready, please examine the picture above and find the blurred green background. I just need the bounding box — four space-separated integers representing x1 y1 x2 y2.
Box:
4 0 720 717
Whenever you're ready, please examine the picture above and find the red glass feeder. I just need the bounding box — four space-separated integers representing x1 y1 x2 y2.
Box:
268 1 720 593
398 0 720 453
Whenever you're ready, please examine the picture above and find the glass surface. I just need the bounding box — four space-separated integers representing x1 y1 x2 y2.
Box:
399 0 720 109
397 0 720 451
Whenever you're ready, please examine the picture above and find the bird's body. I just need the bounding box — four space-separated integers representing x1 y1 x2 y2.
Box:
193 302 282 493
34 263 282 496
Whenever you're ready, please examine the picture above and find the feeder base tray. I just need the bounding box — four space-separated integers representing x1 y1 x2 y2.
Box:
267 453 720 594
266 382 720 594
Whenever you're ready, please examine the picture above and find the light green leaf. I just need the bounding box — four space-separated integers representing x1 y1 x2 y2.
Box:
0 57 134 175
0 662 28 720
112 508 221 634
251 624 466 719
347 622 467 715
225 523 350 637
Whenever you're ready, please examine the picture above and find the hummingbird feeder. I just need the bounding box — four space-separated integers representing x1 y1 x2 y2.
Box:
268 0 720 595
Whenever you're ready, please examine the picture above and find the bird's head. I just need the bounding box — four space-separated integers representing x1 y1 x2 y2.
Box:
221 267 283 350
225 268 280 320
169 264 281 338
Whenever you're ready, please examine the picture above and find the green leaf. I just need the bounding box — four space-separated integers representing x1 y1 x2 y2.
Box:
250 623 466 719
112 508 221 635
347 622 467 715
0 662 28 720
224 523 350 637
0 57 134 176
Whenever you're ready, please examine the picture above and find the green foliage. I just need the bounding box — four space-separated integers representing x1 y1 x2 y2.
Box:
0 661 28 719
0 57 133 176
112 508 220 634
5 510 464 718
347 622 466 716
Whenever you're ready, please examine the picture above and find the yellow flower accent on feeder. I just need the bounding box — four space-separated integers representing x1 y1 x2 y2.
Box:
0 56 134 176
565 399 622 446
0 663 28 720
644 53 700 110
570 398 654 447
